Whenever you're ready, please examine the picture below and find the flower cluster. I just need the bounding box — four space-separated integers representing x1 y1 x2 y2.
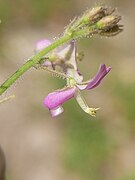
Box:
34 5 123 118
0 5 122 117
65 5 122 38
36 39 111 117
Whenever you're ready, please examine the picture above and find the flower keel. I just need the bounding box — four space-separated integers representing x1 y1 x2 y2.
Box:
44 87 76 117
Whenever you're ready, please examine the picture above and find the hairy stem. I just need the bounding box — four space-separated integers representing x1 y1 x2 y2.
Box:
0 34 71 95
0 24 100 96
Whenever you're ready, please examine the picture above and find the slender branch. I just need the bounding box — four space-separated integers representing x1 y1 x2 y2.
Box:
0 5 122 96
0 34 71 95
0 27 90 96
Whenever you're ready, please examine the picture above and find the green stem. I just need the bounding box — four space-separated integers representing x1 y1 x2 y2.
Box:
0 26 94 96
0 34 71 95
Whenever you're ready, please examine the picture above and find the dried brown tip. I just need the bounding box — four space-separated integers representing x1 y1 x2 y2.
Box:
104 7 116 15
87 6 105 23
99 25 123 37
97 15 121 30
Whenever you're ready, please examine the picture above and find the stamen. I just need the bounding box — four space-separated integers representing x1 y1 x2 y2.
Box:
75 90 99 117
85 107 100 117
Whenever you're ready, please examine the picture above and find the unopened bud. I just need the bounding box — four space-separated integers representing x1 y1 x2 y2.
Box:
96 15 121 30
104 7 115 16
83 6 105 24
65 5 123 40
99 25 123 37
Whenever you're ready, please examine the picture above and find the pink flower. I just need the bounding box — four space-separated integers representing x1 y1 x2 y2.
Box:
44 63 111 117
36 39 111 117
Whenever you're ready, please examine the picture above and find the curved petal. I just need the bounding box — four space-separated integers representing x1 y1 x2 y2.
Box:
64 40 83 83
86 64 111 89
77 64 111 90
36 39 51 51
44 87 76 110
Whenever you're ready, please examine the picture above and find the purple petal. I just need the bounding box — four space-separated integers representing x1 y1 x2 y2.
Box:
44 87 76 110
77 64 111 90
36 39 51 51
86 64 111 89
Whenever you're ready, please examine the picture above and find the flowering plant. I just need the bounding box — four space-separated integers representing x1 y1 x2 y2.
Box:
0 5 123 118
37 40 111 117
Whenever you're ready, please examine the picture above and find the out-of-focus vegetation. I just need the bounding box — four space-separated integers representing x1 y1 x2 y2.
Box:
0 0 135 180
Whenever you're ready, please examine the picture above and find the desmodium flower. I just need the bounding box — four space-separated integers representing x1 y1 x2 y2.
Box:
39 40 111 117
44 64 111 117
36 39 84 73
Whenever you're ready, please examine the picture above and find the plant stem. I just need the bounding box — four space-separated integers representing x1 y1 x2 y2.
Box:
0 25 94 96
0 34 71 95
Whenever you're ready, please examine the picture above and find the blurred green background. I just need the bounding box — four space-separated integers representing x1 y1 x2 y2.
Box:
0 0 135 180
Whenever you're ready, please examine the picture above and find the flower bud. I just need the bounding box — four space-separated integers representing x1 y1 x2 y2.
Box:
99 25 123 37
65 5 123 40
83 6 105 24
104 7 115 16
96 15 121 30
81 6 116 25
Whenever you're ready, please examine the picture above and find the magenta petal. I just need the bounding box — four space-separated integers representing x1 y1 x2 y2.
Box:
44 87 76 110
85 64 111 90
36 39 51 51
